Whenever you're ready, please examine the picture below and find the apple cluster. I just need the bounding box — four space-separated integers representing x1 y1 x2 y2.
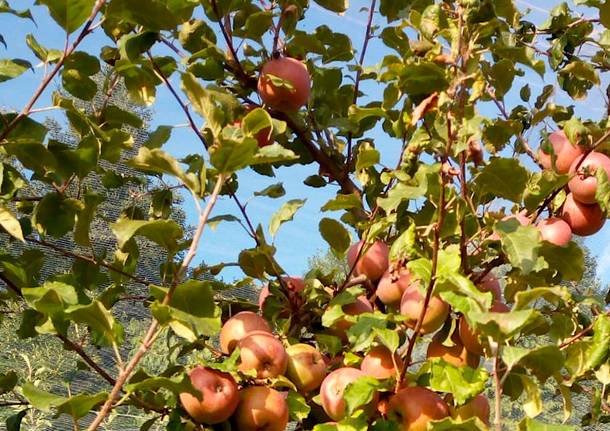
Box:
538 130 610 239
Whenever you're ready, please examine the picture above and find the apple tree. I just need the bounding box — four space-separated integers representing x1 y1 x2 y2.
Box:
0 0 610 430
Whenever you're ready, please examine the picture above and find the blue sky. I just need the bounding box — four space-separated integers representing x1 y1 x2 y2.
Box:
1 1 609 286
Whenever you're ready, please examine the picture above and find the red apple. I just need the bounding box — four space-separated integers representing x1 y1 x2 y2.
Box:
400 281 450 334
238 330 288 379
426 331 480 368
347 240 390 282
179 366 239 424
538 130 585 174
320 367 378 421
388 386 450 431
537 217 572 246
257 56 311 111
234 386 289 431
286 343 327 393
360 346 403 380
377 268 411 306
219 311 271 354
451 394 491 425
568 151 610 204
561 193 606 236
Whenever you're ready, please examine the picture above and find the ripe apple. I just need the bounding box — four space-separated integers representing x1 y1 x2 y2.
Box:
360 346 403 379
388 386 450 431
179 366 239 425
538 130 585 174
400 281 450 334
459 301 510 356
238 330 288 379
219 311 271 354
234 386 289 431
568 151 610 204
320 367 378 421
450 394 491 425
537 217 572 246
332 295 374 334
347 240 390 282
561 193 606 236
257 56 311 111
426 331 480 368
285 343 327 393
377 268 411 306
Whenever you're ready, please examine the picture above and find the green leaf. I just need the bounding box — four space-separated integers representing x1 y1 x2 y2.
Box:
476 158 528 202
427 359 489 405
32 194 83 238
61 68 97 100
181 73 239 137
5 410 27 431
66 301 124 346
287 391 311 422
254 183 286 199
470 308 541 340
56 392 107 419
111 217 183 252
210 137 258 173
150 280 221 341
319 218 350 255
518 418 575 431
25 33 62 63
126 372 196 397
520 374 543 418
118 31 158 61
502 345 564 382
129 147 200 194
322 193 362 211
513 287 573 311
429 417 488 430
343 376 382 416
312 0 348 13
0 205 24 241
143 125 172 149
0 371 18 395
400 63 449 96
269 199 306 238
251 143 299 165
107 0 196 31
497 221 543 275
539 241 584 281
35 0 95 33
0 59 31 82
22 383 64 411
0 1 34 21
74 193 103 247
595 167 610 212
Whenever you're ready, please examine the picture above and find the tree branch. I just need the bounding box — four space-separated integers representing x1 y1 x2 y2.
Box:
25 237 152 287
86 175 226 430
0 0 106 144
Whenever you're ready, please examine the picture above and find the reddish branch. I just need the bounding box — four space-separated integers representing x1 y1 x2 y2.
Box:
0 0 106 144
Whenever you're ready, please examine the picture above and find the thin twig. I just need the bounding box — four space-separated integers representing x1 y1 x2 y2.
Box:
86 175 226 430
346 0 377 167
